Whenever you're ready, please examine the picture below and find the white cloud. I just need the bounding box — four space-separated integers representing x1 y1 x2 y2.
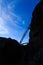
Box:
0 26 9 34
0 17 9 34
0 0 24 35
2 0 22 25
2 10 23 29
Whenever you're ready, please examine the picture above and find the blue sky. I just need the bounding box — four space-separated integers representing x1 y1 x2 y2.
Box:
0 0 40 44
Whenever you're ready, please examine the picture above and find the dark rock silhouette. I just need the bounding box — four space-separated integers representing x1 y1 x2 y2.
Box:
28 0 43 65
0 37 26 65
0 0 43 65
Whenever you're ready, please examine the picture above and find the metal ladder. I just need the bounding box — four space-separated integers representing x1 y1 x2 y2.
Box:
20 26 30 44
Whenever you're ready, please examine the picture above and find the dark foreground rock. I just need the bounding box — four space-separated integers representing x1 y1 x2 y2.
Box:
0 36 43 65
28 0 43 65
0 37 26 65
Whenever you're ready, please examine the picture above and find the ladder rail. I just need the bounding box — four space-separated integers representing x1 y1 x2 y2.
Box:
20 26 30 44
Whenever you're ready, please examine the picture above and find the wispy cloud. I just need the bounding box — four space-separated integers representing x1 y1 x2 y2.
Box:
8 0 15 10
0 0 26 41
8 12 26 29
0 26 9 34
1 7 24 29
0 17 9 34
1 0 25 30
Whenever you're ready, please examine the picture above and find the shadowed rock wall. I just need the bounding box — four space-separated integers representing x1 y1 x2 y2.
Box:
28 1 43 65
0 37 26 65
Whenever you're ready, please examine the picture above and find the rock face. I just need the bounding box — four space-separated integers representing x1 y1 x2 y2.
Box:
28 0 43 65
0 37 26 65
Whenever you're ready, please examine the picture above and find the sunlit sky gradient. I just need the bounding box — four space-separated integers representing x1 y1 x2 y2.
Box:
0 0 40 44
